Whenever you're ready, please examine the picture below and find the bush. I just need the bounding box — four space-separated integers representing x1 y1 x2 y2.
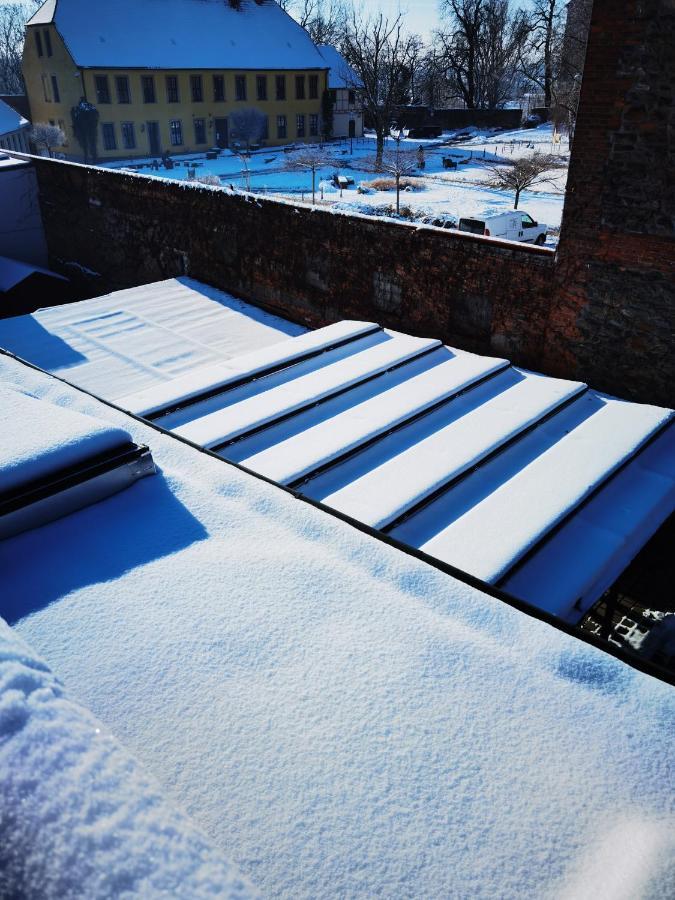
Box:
361 177 424 192
195 173 222 187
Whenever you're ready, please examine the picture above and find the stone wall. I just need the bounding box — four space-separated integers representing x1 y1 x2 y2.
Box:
546 0 674 407
23 0 675 408
30 158 554 370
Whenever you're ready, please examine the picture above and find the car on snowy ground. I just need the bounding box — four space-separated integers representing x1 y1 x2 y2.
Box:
458 210 548 245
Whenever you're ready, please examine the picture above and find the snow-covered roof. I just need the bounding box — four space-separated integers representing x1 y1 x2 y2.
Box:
0 99 28 137
1 347 674 898
1 282 673 626
0 255 66 293
318 44 362 89
28 0 329 71
0 618 254 898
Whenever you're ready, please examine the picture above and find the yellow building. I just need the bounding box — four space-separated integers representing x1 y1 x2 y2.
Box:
23 0 329 161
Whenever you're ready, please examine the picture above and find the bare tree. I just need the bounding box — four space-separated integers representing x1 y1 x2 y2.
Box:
229 108 267 152
284 0 348 45
485 151 564 208
476 1 529 110
437 0 484 109
519 0 563 110
551 0 593 141
0 1 40 94
439 0 528 109
30 122 66 157
284 146 335 205
342 11 420 168
365 131 419 215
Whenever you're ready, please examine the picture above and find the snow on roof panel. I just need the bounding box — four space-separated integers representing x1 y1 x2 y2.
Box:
239 349 508 485
175 331 441 448
26 0 57 26
2 352 675 899
2 283 673 624
501 423 675 620
46 0 328 70
0 99 28 136
311 368 586 528
394 392 672 583
0 386 132 494
122 320 380 418
318 44 362 89
0 277 306 401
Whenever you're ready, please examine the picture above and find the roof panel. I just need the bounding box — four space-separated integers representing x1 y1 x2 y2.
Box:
47 0 328 70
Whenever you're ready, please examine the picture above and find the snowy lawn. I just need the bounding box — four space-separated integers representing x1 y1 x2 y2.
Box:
102 124 568 246
1 352 674 900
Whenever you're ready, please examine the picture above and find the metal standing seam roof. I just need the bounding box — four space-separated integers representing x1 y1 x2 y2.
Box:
122 320 673 624
2 279 673 625
28 0 330 71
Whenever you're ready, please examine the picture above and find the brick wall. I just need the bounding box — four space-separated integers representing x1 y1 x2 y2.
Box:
24 0 675 408
546 0 674 407
30 159 554 370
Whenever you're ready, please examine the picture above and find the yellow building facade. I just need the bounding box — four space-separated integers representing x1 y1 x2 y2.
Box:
23 0 329 161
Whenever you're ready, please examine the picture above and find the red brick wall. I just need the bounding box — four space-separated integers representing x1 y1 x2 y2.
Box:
544 0 674 407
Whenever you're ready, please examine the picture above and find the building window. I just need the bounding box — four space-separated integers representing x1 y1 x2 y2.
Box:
295 75 305 100
166 75 179 103
116 75 131 104
141 76 156 104
296 114 306 138
194 118 206 144
41 74 50 102
121 122 136 150
309 75 319 99
102 123 117 151
50 75 60 103
95 75 111 104
213 75 225 101
309 113 319 137
169 119 183 146
235 75 246 101
35 31 43 57
261 116 269 140
348 90 356 105
277 115 287 139
275 75 286 101
191 75 203 102
43 29 52 57
256 75 267 101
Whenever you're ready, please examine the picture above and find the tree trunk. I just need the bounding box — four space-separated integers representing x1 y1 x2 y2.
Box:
375 128 385 169
514 187 521 209
396 174 400 214
311 168 316 205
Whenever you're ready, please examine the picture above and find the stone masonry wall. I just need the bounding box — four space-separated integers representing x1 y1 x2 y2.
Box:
24 0 675 407
546 0 674 407
31 159 554 370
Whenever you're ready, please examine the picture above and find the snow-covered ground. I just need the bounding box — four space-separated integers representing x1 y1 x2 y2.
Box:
2 351 675 899
102 124 569 247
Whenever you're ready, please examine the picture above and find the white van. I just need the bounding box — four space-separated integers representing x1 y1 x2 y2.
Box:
458 211 548 245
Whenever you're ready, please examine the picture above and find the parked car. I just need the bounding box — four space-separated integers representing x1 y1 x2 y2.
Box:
458 210 548 245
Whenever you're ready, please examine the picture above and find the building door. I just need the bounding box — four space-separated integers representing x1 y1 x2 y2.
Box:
348 119 356 138
147 121 161 155
214 117 229 148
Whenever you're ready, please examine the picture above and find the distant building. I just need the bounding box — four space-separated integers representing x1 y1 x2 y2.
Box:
317 45 363 139
0 98 30 153
22 0 329 161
